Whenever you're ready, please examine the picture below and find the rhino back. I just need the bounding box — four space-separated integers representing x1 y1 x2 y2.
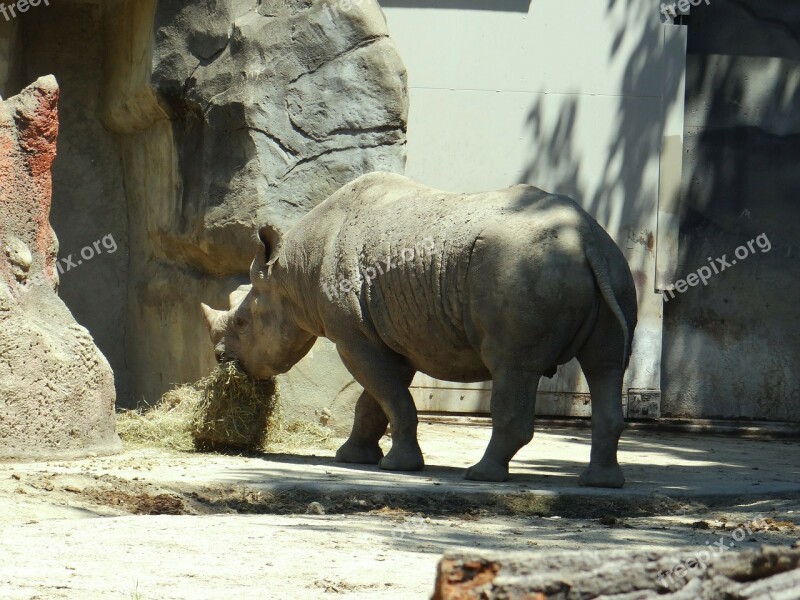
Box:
282 173 599 380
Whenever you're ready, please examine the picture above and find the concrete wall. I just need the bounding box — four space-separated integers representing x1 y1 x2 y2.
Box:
662 0 800 421
379 0 684 416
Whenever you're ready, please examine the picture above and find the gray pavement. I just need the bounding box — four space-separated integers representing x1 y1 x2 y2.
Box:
5 421 797 504
1 421 797 600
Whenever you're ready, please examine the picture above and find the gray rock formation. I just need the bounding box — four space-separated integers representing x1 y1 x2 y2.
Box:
0 76 120 459
1 0 407 435
105 0 408 430
150 0 408 275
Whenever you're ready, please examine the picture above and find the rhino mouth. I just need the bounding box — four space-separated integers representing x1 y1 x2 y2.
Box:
216 357 259 379
214 352 244 372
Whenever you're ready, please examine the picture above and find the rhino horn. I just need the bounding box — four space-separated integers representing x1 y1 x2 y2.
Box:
200 303 227 333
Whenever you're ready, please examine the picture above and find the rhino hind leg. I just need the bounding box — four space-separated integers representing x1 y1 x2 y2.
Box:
575 304 627 488
465 368 541 482
576 364 625 488
335 391 387 465
336 342 424 472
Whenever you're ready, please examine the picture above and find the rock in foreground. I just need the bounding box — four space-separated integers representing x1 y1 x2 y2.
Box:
433 545 800 599
0 76 120 460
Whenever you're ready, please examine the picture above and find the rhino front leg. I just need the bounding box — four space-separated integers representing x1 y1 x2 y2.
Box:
466 368 540 482
336 343 423 472
335 391 387 465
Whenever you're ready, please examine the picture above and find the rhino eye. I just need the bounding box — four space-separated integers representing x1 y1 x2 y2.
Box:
234 317 248 331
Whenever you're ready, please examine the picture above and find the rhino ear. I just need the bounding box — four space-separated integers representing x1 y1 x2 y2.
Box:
258 225 283 267
200 303 226 333
228 284 252 309
252 225 284 286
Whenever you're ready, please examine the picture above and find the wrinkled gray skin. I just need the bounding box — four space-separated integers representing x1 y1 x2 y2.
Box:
202 172 637 487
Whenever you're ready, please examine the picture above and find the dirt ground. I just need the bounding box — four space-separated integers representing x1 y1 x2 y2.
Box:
0 423 798 599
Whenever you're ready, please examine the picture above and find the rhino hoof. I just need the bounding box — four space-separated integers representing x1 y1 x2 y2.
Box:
579 464 625 488
378 445 424 471
465 459 509 482
334 441 383 465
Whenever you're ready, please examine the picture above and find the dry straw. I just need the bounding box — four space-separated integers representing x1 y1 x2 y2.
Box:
117 363 338 453
191 362 280 452
117 363 281 453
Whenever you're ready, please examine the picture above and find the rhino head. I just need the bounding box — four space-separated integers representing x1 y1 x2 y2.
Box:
201 226 315 379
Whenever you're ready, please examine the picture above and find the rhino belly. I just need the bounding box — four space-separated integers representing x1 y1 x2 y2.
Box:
366 297 490 382
405 346 491 383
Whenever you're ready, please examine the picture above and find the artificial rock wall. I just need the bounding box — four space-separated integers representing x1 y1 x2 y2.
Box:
3 0 408 432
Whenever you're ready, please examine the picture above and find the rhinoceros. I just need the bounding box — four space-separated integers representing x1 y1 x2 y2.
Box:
201 172 637 487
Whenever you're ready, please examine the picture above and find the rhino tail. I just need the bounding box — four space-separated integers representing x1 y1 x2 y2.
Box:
584 244 632 369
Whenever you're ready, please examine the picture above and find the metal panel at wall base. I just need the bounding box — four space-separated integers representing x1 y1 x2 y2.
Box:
627 389 662 419
411 387 596 417
411 386 657 419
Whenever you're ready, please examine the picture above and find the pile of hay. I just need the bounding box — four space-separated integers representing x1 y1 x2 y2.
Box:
117 362 281 453
190 362 280 452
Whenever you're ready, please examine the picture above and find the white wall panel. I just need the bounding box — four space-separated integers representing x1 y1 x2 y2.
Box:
379 0 686 416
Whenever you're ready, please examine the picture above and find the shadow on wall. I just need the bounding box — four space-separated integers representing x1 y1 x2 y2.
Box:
518 0 687 228
515 0 686 398
517 0 800 420
662 0 800 421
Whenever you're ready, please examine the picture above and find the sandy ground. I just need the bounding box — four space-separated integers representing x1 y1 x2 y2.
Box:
0 423 798 599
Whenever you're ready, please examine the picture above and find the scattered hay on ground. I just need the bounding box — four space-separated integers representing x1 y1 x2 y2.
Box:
116 363 338 454
116 385 200 452
263 420 338 453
